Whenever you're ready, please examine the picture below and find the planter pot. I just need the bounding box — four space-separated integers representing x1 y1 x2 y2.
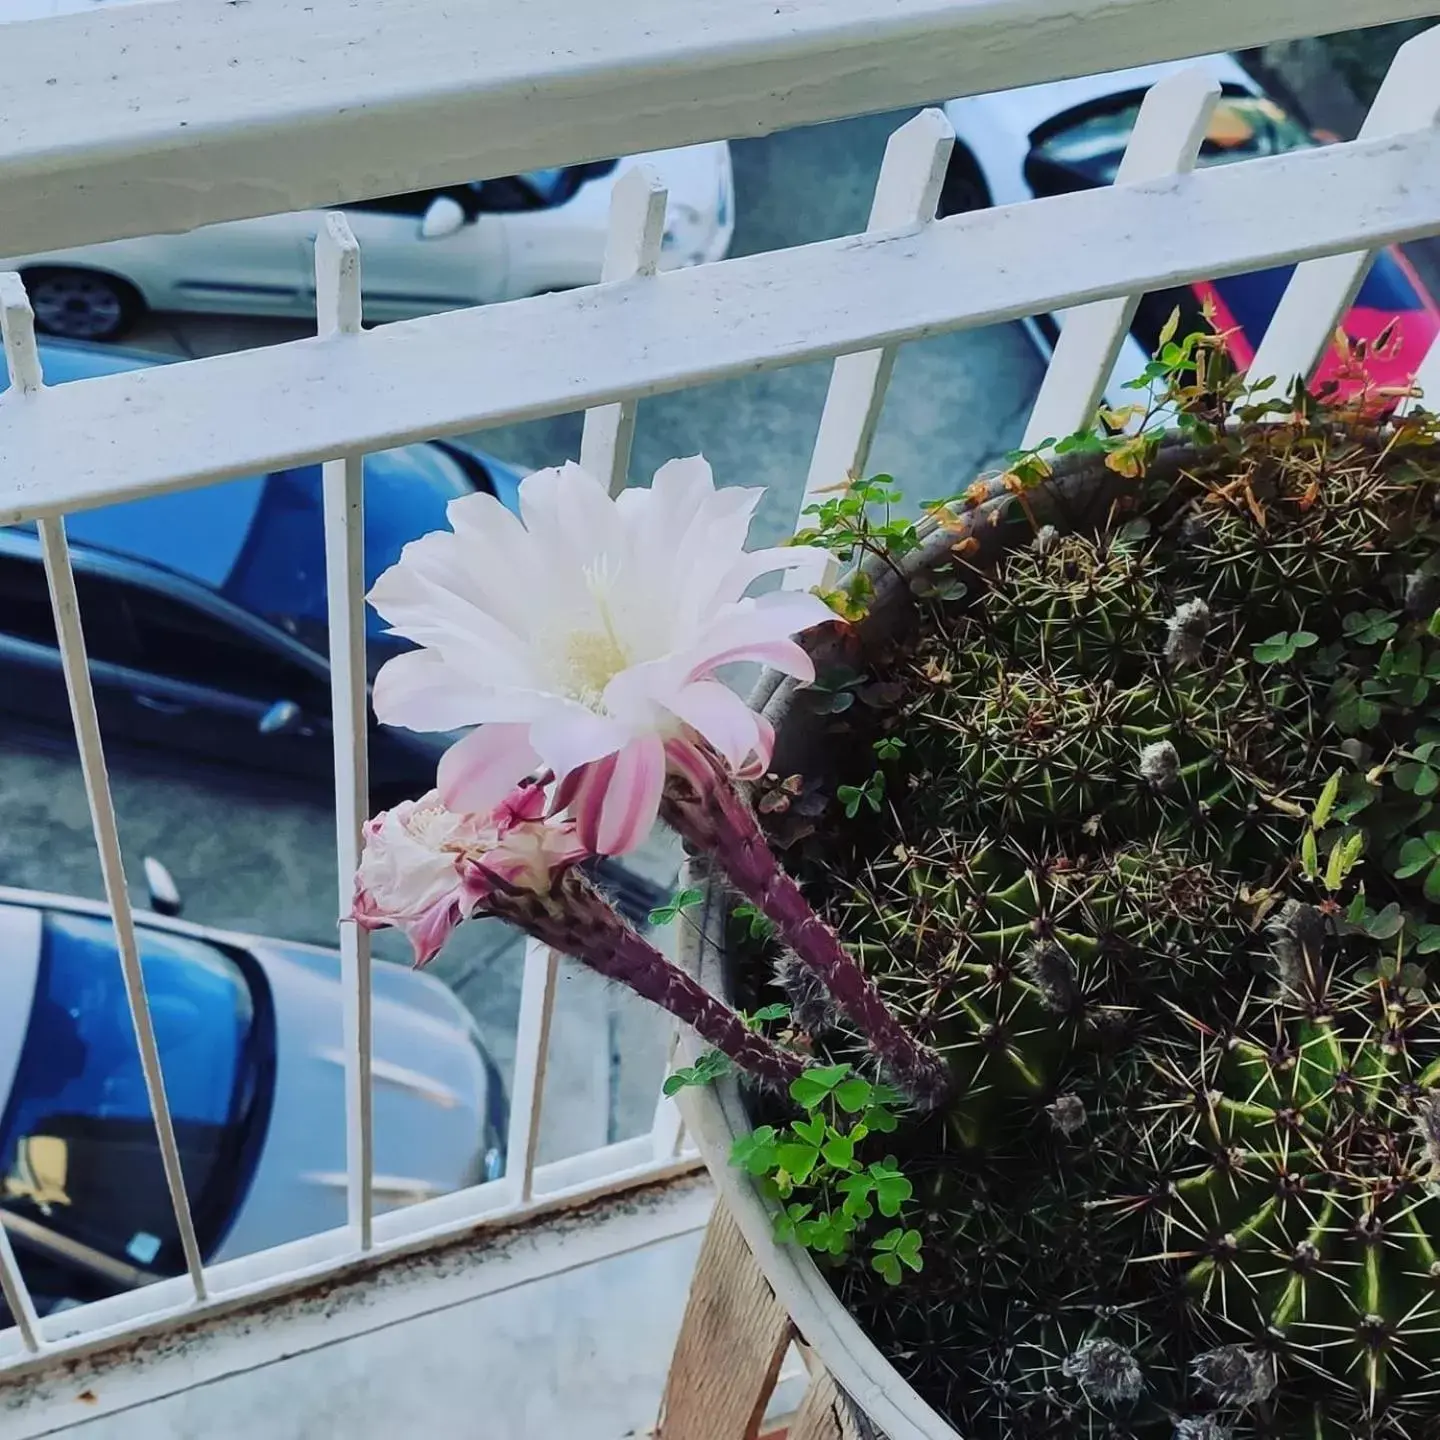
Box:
673 451 1149 1438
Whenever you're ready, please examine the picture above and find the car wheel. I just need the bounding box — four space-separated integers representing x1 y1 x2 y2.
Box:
23 268 145 342
937 154 992 219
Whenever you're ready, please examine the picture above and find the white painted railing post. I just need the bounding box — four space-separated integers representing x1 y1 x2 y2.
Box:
505 942 560 1204
1248 24 1440 403
1021 68 1220 447
316 214 375 1251
579 163 669 495
790 107 953 581
508 165 674 1203
0 1222 42 1355
0 272 208 1303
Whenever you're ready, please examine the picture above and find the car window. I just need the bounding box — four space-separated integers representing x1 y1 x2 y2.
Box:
342 190 442 218
0 552 136 666
1029 92 1316 192
120 586 331 714
0 912 271 1287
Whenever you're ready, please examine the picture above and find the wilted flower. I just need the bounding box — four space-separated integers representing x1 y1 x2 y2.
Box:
1413 1090 1440 1179
1139 739 1182 791
1405 569 1440 617
1174 1418 1230 1440
367 456 833 854
1047 1093 1087 1136
1022 939 1080 1013
1164 599 1211 666
1190 1345 1276 1407
351 785 586 965
1062 1338 1143 1403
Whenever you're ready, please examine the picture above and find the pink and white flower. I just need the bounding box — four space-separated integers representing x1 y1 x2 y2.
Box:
351 785 587 965
368 456 834 854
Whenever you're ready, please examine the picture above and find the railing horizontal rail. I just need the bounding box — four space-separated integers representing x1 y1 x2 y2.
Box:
1 0 1437 256
2 125 1439 523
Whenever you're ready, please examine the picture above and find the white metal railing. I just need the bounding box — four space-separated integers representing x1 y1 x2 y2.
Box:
1 0 1440 1401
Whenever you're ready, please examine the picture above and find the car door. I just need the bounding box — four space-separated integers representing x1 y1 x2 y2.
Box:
99 578 337 786
0 546 140 747
321 189 508 320
101 574 442 802
141 212 313 317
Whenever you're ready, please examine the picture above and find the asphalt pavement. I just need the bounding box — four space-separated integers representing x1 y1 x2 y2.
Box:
0 106 1044 1210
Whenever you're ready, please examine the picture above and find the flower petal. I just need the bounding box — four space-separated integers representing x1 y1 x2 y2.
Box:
566 734 665 855
438 725 542 814
704 542 831 611
401 897 465 968
664 680 769 773
681 591 836 681
529 708 632 777
373 650 557 731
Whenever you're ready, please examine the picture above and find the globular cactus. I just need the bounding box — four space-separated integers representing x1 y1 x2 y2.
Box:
764 398 1440 1440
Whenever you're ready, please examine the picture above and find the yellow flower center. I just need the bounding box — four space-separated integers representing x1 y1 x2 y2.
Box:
550 558 634 708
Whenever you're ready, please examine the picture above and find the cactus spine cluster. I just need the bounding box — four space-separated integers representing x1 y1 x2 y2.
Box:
766 374 1440 1439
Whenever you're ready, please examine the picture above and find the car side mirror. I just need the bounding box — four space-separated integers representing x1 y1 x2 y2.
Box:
143 856 183 917
419 195 467 240
259 698 303 736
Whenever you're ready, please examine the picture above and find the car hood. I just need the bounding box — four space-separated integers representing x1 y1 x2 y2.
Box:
211 941 493 1263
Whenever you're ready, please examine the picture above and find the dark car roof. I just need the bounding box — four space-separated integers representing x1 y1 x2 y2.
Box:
1 340 523 604
1 341 264 587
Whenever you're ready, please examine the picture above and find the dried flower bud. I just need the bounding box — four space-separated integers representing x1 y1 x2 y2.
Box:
1032 525 1059 556
1178 512 1212 548
1047 1093 1087 1136
1190 1345 1276 1407
1022 939 1080 1013
1265 900 1325 993
1062 1339 1144 1403
1164 598 1211 666
775 952 837 1036
1413 1090 1440 1177
1405 569 1440 618
1139 740 1182 792
1174 1418 1230 1440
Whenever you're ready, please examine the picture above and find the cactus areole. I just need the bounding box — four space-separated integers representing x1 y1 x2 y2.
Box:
681 366 1440 1440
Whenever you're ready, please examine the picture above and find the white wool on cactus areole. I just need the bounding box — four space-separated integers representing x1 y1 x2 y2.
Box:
368 456 834 854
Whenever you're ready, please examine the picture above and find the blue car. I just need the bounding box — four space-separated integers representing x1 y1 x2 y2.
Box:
0 341 525 808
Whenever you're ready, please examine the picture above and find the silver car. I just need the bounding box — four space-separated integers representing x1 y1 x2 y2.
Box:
0 873 505 1318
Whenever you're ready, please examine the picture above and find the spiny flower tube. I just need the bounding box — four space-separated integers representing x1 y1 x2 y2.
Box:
662 739 952 1112
350 785 803 1092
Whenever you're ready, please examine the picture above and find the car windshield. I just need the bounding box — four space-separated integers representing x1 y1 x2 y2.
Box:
220 444 474 657
1031 92 1316 187
0 912 272 1315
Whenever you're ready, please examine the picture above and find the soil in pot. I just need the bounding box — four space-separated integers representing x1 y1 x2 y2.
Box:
732 356 1440 1438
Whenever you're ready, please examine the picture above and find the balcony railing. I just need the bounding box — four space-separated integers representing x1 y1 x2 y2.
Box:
2 0 1440 1429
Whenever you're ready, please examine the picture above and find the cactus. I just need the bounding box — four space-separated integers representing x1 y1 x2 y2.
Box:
757 365 1440 1438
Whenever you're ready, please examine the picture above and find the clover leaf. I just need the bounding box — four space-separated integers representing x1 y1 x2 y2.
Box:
1253 630 1318 664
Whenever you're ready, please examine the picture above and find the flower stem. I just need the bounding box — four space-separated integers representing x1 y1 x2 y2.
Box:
661 747 951 1112
485 873 804 1094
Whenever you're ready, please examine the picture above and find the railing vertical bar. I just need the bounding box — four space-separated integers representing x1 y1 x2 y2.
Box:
0 1222 42 1354
1409 332 1440 415
505 938 560 1202
316 214 375 1251
579 163 669 496
1246 26 1440 403
1 274 207 1303
581 163 678 1173
650 1030 688 1161
1021 68 1220 448
789 107 953 583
